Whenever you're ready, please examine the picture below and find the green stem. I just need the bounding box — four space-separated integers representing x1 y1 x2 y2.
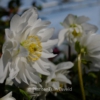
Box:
68 44 71 61
78 54 86 100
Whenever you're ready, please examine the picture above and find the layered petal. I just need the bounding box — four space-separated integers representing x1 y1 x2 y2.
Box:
56 73 71 84
56 62 73 72
82 23 98 33
41 39 58 49
76 16 90 24
1 7 57 86
1 92 16 100
38 28 55 42
63 14 76 27
58 29 68 46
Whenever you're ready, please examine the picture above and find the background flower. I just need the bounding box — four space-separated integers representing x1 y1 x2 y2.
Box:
45 62 73 90
1 92 16 100
58 14 98 45
78 33 100 71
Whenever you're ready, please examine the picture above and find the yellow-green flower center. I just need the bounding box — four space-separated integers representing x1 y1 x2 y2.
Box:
70 24 77 27
70 24 82 37
72 29 81 37
21 35 42 61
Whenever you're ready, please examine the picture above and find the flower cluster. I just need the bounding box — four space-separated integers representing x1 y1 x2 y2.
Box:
0 8 73 100
0 7 100 100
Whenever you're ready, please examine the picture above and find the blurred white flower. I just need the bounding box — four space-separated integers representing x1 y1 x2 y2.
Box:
0 8 58 85
26 83 42 95
46 62 73 90
1 92 16 100
78 33 100 71
58 14 98 45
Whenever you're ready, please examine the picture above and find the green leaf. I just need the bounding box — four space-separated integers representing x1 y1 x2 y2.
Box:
88 73 97 78
19 89 31 100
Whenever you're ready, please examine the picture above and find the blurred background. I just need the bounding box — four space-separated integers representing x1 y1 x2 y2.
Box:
0 0 100 52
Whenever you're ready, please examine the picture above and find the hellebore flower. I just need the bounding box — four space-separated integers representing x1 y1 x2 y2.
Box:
58 14 98 45
78 33 100 71
46 62 73 90
0 8 58 85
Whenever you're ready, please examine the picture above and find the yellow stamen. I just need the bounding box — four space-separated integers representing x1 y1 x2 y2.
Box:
21 35 42 62
72 29 81 37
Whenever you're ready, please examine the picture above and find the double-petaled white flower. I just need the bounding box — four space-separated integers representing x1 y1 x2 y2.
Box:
58 14 98 45
78 33 100 71
0 8 58 85
45 62 73 90
0 92 16 100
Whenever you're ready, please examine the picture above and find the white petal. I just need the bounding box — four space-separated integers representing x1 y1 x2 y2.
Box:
89 54 100 59
77 25 83 33
33 19 50 28
1 92 16 100
28 14 38 26
63 14 75 25
9 68 19 79
75 27 79 33
56 62 73 72
5 29 14 41
25 70 37 83
16 58 34 84
17 22 27 34
82 23 98 33
5 78 13 85
2 50 11 67
90 46 100 53
15 76 21 84
10 14 22 32
38 28 54 42
21 73 29 84
37 58 50 69
58 29 68 46
41 50 56 58
0 57 4 83
79 33 89 46
46 73 56 83
3 40 18 54
29 26 46 36
21 7 38 22
21 27 31 41
56 73 71 84
33 62 50 75
0 61 10 83
52 82 60 90
41 39 58 49
85 34 100 51
19 46 29 57
76 16 90 24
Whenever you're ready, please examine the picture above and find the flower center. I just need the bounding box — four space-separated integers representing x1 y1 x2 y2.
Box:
81 46 87 55
72 29 81 37
70 24 77 28
21 35 42 61
70 24 82 37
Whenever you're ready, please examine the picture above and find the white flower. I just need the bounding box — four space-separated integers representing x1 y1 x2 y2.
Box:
58 14 98 45
0 8 58 85
78 33 100 71
26 83 42 95
45 62 73 90
0 92 16 100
